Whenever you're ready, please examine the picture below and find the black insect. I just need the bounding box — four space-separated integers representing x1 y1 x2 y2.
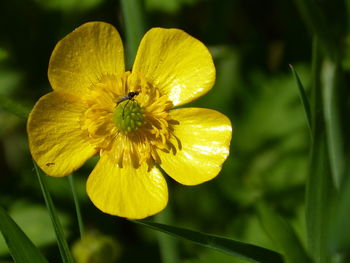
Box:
116 91 139 105
116 91 140 119
46 162 55 167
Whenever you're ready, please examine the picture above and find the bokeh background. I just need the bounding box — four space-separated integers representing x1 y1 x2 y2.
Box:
0 0 338 262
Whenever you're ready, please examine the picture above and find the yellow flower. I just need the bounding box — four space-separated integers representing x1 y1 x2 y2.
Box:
27 22 232 219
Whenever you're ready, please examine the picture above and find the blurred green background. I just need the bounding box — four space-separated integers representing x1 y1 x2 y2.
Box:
0 0 339 262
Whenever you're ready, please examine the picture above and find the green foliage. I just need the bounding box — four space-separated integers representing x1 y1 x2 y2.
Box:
121 0 146 69
34 163 75 263
0 203 70 255
132 220 283 263
0 206 49 263
71 231 121 263
145 0 200 13
34 0 104 13
289 65 312 136
257 203 311 263
330 170 350 258
0 0 350 262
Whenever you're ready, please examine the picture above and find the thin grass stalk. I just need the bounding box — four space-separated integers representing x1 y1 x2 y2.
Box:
34 162 74 263
120 0 145 69
68 174 84 238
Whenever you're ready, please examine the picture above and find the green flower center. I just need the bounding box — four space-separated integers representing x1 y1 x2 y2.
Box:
112 100 144 133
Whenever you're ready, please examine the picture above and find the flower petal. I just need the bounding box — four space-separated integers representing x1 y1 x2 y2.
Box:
133 28 215 106
158 108 232 185
87 153 168 219
27 92 97 177
48 22 125 95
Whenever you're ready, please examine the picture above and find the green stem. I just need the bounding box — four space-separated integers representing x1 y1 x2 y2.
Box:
305 36 334 263
321 59 344 189
120 0 146 69
34 161 74 263
68 174 84 238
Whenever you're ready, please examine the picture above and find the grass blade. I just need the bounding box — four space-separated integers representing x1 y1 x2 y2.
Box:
131 220 284 263
120 0 146 69
329 168 350 259
68 174 84 238
306 137 333 263
321 59 344 189
305 37 334 263
34 162 74 263
289 64 312 137
0 206 49 263
257 203 312 263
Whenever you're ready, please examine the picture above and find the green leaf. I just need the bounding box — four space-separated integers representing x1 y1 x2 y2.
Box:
34 162 74 263
0 202 70 256
321 59 345 189
131 220 284 263
121 0 146 69
329 168 350 258
257 203 312 263
289 64 312 137
0 206 49 263
306 136 333 263
0 94 30 119
305 37 334 263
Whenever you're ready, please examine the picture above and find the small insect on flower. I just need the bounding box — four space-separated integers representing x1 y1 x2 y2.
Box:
116 91 140 119
116 91 139 105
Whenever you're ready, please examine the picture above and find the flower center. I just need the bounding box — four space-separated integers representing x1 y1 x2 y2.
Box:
112 100 144 133
81 71 179 168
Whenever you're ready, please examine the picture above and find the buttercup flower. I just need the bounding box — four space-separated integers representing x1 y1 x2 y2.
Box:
27 22 232 219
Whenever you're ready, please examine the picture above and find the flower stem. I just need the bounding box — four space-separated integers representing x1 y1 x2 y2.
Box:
68 174 85 238
120 0 146 69
34 161 74 263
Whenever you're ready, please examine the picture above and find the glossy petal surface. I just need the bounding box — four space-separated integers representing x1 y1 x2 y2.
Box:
48 22 125 95
133 28 215 106
158 108 232 185
27 92 97 177
87 150 168 219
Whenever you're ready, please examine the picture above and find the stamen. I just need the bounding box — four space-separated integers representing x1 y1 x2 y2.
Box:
80 72 179 169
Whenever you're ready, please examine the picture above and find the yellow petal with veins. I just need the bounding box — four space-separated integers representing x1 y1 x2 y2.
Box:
48 22 125 95
133 28 215 107
87 149 168 219
27 92 97 177
158 108 232 185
